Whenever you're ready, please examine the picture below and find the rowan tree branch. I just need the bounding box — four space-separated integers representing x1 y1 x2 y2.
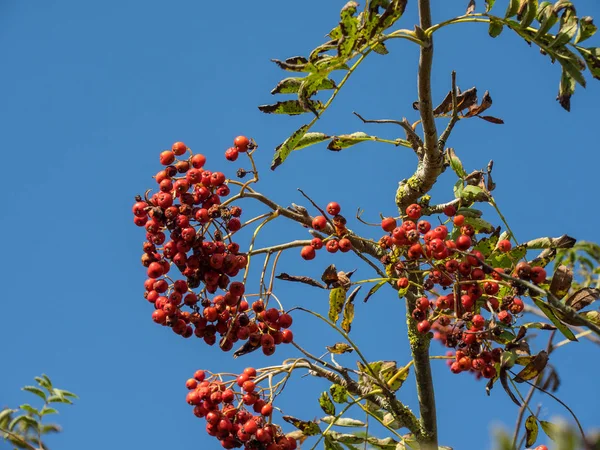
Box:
233 190 385 260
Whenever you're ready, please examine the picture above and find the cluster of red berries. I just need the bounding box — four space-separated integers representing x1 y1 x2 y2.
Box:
133 139 293 353
186 368 298 450
300 202 352 260
380 203 547 377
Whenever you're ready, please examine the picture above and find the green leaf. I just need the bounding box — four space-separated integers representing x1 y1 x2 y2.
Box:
327 342 354 354
271 77 336 95
329 287 347 323
338 2 360 58
271 124 310 170
535 2 559 38
319 392 336 416
53 388 78 399
453 179 464 199
258 100 324 115
518 0 538 29
364 280 387 303
9 415 38 431
491 244 527 269
575 16 597 44
0 408 15 423
505 0 520 18
531 297 577 341
293 132 331 151
489 17 504 37
34 376 52 391
372 42 389 55
464 216 495 234
282 416 321 436
22 386 46 401
525 415 539 447
330 383 348 403
549 7 578 49
19 404 39 416
46 395 73 404
575 46 600 81
327 132 374 151
540 420 560 441
580 310 600 326
460 185 488 203
271 56 310 72
556 67 576 111
341 286 360 333
447 148 467 178
325 436 346 450
40 407 59 416
321 417 366 427
382 364 410 392
485 0 496 12
40 423 61 434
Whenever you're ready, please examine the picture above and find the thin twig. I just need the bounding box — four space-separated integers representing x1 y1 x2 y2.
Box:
438 71 460 150
353 111 424 152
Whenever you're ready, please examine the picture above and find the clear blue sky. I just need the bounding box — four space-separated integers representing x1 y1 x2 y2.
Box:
1 1 599 449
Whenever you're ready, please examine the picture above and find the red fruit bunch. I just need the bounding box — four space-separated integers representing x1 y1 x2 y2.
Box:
133 139 293 353
377 204 541 378
300 202 352 260
186 368 298 450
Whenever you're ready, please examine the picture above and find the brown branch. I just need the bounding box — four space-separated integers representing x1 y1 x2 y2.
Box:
353 111 423 154
437 71 460 150
249 240 313 256
0 427 37 450
234 190 385 260
416 0 437 154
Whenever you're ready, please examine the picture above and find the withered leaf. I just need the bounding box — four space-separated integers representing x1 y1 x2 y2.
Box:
525 415 539 447
282 416 321 436
479 115 505 124
500 367 522 406
233 340 261 358
322 264 339 286
514 350 549 382
327 343 354 354
541 366 561 392
465 90 493 117
549 265 573 299
431 87 478 115
276 273 326 288
564 287 600 311
466 0 476 14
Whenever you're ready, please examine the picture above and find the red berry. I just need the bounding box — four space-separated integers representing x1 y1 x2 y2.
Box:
455 234 472 251
172 141 187 156
312 216 327 231
227 218 241 232
326 240 339 253
225 147 239 161
417 320 431 334
510 298 524 314
534 446 548 450
326 202 341 216
243 367 257 378
311 237 323 249
194 370 206 382
443 204 457 216
497 239 511 252
159 150 175 165
406 204 422 220
234 136 250 152
300 245 316 260
453 215 465 226
338 238 352 253
481 365 497 379
498 310 513 324
397 277 409 289
530 266 547 284
381 217 397 232
242 380 256 393
191 153 207 169
132 201 148 217
472 314 485 329
281 329 293 343
260 403 273 417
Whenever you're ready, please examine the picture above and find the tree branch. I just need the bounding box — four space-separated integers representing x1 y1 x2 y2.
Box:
406 275 438 450
234 190 385 260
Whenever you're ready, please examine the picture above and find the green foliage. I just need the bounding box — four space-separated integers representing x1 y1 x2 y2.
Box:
1 375 76 450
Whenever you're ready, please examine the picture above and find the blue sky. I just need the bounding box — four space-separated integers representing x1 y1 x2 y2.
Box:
1 1 599 449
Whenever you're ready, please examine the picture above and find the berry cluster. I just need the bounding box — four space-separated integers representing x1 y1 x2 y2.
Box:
132 139 293 353
300 202 352 260
186 368 298 450
379 203 546 377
